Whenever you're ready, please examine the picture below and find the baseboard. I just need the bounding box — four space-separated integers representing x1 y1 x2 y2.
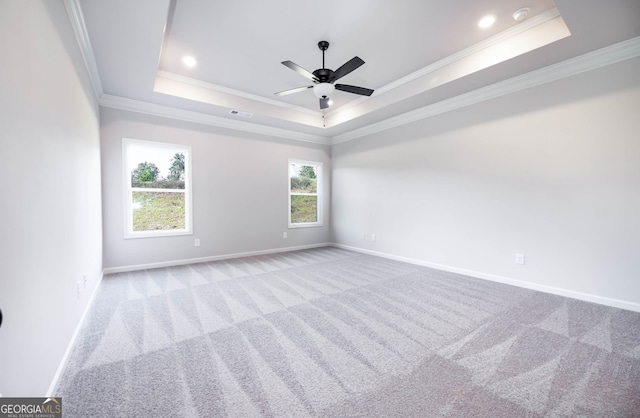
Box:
46 271 105 396
104 242 640 312
44 242 638 397
102 242 334 274
332 243 640 313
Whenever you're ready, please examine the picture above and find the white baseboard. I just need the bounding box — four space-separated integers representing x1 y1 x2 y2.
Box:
44 241 638 398
47 271 105 396
102 242 333 274
49 243 329 393
332 243 640 313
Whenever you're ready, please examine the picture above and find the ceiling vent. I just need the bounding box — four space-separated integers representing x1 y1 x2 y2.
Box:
229 110 253 118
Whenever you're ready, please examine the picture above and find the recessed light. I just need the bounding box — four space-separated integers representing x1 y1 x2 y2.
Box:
478 14 496 29
513 8 530 22
328 100 334 106
182 56 197 68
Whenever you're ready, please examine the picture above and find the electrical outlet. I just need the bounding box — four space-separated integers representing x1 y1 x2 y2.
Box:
76 281 81 299
283 232 288 239
361 233 366 240
371 234 376 241
194 239 200 247
515 253 525 265
83 274 87 288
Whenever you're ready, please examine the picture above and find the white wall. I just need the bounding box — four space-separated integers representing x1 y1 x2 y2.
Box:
0 1 103 395
100 108 331 270
332 57 640 310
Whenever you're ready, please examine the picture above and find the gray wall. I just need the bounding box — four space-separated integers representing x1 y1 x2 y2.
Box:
332 57 640 309
100 108 331 270
0 1 103 395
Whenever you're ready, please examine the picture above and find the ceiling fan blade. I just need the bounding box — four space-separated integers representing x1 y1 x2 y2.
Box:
332 56 365 81
281 61 318 82
319 97 330 109
274 85 313 96
335 84 374 96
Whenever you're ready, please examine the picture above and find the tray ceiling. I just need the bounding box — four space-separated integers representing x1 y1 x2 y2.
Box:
73 0 640 143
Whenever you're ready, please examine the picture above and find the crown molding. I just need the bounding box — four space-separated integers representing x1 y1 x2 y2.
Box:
157 70 320 117
98 35 640 147
324 8 562 118
380 8 563 95
160 10 563 128
331 36 640 144
63 0 103 99
64 0 639 148
99 94 331 145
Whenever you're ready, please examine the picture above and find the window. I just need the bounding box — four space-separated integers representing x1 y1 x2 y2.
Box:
123 138 192 238
289 159 322 228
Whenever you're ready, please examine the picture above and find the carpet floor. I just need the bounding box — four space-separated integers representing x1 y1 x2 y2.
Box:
56 247 640 417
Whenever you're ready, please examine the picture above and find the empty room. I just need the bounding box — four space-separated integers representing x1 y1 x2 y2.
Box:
1 0 639 416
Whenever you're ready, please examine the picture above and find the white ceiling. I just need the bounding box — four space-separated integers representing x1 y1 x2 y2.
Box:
73 0 640 143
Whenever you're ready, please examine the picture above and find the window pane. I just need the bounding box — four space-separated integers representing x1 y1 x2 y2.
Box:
132 191 185 231
288 158 322 228
128 147 186 190
291 195 317 223
290 163 317 193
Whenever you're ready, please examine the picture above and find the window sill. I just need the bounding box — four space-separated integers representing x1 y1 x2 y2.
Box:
124 230 193 239
288 223 323 229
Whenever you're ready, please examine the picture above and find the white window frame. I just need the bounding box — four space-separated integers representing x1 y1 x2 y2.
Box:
288 158 323 228
122 138 193 239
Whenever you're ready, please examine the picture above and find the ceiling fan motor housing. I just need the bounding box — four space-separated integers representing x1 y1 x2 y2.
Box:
313 68 334 83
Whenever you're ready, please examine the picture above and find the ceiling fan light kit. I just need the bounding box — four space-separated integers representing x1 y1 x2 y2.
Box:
276 41 374 110
313 83 335 99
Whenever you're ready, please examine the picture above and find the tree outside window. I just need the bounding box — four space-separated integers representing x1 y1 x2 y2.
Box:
123 138 192 238
289 159 322 227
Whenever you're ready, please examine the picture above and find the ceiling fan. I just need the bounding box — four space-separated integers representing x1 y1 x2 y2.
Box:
275 41 374 110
